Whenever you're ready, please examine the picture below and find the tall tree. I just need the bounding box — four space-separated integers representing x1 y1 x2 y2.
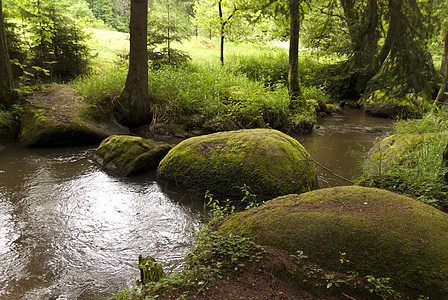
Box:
0 0 14 108
288 0 304 108
218 0 238 64
114 0 151 127
435 24 448 104
317 0 437 99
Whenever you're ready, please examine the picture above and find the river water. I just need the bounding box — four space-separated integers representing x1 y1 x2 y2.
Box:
0 108 393 300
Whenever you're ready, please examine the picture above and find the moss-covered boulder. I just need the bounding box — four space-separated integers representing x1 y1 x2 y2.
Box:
362 91 426 119
94 135 173 176
0 111 20 143
219 186 448 298
19 85 129 147
157 129 316 201
364 133 444 174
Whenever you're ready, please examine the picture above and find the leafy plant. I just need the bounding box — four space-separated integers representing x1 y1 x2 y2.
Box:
138 255 165 285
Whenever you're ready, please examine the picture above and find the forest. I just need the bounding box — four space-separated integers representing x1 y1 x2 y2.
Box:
1 0 448 299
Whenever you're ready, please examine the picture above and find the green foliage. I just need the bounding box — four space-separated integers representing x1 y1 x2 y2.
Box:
291 250 403 299
138 255 165 285
205 190 235 220
147 63 290 127
359 111 448 208
227 51 288 87
4 0 93 80
73 66 126 102
85 0 129 31
227 49 331 106
204 184 262 219
10 59 51 96
147 0 192 67
191 0 284 42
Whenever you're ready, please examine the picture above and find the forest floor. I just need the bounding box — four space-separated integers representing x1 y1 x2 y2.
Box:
146 245 366 300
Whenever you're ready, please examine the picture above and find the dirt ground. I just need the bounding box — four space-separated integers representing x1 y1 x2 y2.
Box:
159 246 356 300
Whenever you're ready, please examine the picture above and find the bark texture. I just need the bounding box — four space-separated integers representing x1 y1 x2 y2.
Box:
115 0 151 127
435 25 448 104
288 0 304 108
0 0 14 108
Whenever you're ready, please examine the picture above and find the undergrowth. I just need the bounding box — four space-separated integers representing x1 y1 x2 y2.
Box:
73 39 334 134
73 62 319 133
358 110 448 209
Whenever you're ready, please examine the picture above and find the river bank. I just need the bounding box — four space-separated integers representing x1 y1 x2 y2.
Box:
0 108 396 299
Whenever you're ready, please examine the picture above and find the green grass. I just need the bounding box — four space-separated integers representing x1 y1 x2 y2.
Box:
359 110 448 209
171 37 288 65
75 29 331 132
88 28 129 69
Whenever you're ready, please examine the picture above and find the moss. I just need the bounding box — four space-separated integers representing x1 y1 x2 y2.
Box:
19 86 129 147
19 103 103 147
362 90 427 119
219 186 448 298
95 135 173 176
157 129 317 202
365 133 444 174
80 103 109 122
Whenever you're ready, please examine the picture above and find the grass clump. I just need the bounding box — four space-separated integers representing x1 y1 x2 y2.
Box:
359 110 448 209
74 62 300 133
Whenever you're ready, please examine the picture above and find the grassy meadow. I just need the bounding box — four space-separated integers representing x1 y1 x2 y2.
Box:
76 29 332 134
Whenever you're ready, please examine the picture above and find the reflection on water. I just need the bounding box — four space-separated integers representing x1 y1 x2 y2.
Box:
296 108 394 187
0 147 203 299
0 108 394 299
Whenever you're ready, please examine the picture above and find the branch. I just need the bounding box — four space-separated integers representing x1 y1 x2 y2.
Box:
300 158 355 185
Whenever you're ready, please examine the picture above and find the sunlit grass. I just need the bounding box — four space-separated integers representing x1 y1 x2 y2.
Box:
88 28 129 69
171 37 288 66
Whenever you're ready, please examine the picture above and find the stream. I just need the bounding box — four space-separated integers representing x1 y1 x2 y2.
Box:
0 108 393 300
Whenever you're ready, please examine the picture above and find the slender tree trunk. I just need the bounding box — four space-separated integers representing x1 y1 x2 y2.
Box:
0 0 15 108
435 25 448 104
167 1 171 64
288 0 304 108
218 0 224 65
115 0 150 127
218 0 237 65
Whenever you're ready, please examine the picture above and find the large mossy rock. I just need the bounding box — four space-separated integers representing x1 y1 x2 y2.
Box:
19 85 129 147
94 135 173 176
219 186 448 298
364 133 445 174
362 91 426 119
157 129 316 201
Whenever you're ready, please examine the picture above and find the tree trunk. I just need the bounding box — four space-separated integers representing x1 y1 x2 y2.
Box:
354 0 402 94
218 0 237 65
115 0 150 127
218 0 224 65
435 25 448 104
0 0 14 108
288 0 304 108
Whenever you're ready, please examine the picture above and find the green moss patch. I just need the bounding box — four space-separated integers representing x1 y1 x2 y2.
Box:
94 135 173 176
19 85 129 147
157 129 317 202
218 186 448 298
364 133 427 174
362 91 426 119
